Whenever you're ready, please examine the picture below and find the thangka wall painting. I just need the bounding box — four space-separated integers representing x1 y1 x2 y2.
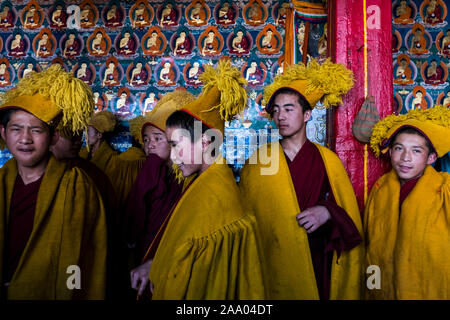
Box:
0 0 290 168
392 0 449 114
392 0 450 170
0 0 329 169
293 2 329 147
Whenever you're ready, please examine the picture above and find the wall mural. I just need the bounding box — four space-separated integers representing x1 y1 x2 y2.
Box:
392 0 450 170
392 0 449 114
0 0 328 170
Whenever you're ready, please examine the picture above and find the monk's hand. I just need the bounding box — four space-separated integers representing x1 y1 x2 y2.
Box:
130 259 152 298
296 205 331 233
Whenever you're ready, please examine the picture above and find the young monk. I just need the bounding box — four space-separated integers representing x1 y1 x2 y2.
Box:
239 59 364 300
125 89 195 299
365 105 450 299
80 110 146 212
148 59 265 299
0 65 107 299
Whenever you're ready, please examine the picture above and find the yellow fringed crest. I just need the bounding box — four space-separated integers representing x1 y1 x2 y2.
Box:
263 58 354 112
199 58 248 122
129 115 146 145
0 64 94 135
148 89 195 118
88 110 117 133
370 105 450 157
144 89 196 133
171 163 185 183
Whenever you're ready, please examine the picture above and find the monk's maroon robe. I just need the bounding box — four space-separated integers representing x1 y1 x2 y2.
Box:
286 140 362 300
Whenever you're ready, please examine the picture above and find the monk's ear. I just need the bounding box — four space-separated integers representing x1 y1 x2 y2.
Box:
427 152 437 165
0 124 5 141
303 109 312 122
50 129 60 146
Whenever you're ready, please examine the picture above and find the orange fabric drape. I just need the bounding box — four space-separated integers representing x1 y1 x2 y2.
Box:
284 1 328 66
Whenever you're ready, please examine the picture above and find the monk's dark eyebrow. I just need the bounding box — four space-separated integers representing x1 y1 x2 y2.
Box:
273 103 296 108
393 142 425 149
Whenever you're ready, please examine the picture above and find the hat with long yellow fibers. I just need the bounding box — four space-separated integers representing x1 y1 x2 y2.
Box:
141 88 196 138
0 64 94 149
370 105 450 158
263 58 354 114
178 58 248 136
88 110 117 134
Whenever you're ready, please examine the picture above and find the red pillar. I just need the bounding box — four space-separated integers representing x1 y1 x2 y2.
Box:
330 0 393 213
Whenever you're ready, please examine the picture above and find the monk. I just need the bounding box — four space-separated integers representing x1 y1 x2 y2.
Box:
0 65 107 300
49 126 123 299
240 59 364 300
126 90 195 299
365 105 450 299
149 59 265 299
79 110 146 213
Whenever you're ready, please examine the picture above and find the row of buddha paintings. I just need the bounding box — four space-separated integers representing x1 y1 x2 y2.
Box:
392 0 449 114
0 0 330 170
0 0 291 31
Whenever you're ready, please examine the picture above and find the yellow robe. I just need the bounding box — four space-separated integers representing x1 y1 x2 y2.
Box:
80 142 146 210
0 156 108 300
149 156 266 299
239 142 364 299
364 166 450 299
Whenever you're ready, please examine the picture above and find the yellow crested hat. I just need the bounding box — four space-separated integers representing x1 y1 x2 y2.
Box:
370 105 450 158
88 110 117 133
0 64 94 149
263 58 354 113
128 115 146 145
179 58 248 136
141 89 196 139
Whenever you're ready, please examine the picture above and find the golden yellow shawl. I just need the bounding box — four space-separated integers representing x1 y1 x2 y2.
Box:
364 166 450 299
239 142 364 299
0 156 107 299
80 142 146 209
149 157 266 299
